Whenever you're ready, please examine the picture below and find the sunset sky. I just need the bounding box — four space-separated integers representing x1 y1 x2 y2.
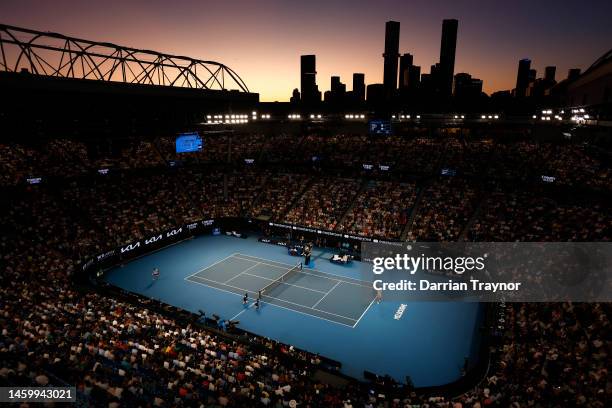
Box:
2 0 611 101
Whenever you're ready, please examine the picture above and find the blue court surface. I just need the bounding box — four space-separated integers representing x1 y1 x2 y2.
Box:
104 234 483 387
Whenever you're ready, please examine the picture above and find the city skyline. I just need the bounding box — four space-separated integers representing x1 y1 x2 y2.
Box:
1 0 611 101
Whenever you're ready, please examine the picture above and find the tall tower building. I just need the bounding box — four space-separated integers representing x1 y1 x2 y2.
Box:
515 58 531 98
383 21 400 95
353 73 365 102
544 66 556 82
399 53 413 89
408 65 421 89
528 69 537 83
439 19 458 97
300 55 320 105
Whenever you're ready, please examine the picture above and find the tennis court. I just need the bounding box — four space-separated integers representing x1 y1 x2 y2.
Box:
185 253 375 327
104 235 484 385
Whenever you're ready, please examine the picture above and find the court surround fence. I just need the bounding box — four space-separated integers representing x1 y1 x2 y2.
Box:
79 217 403 278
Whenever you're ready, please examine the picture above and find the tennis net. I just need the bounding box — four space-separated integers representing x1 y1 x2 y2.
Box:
258 262 302 298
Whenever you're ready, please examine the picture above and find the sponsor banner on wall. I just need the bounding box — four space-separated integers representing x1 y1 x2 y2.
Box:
82 219 218 273
266 221 401 244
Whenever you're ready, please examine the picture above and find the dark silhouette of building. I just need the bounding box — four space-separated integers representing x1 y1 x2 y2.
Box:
353 73 365 102
454 73 483 100
515 58 531 97
420 73 433 92
300 55 320 105
366 83 385 107
438 19 458 97
383 21 400 96
408 65 421 89
528 69 537 84
399 53 413 89
423 63 441 95
568 68 581 81
325 76 346 107
545 66 556 82
331 76 346 94
290 88 300 104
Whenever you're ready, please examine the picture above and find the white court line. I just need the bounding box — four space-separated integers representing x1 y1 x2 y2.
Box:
311 280 342 309
240 272 328 294
230 303 254 321
184 253 239 281
224 261 261 284
234 253 372 288
185 276 356 328
187 274 357 323
352 297 377 328
234 255 359 287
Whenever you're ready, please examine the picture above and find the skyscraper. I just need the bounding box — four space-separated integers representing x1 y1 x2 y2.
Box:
439 19 458 97
399 53 413 89
528 69 537 83
353 73 365 102
328 75 346 106
515 58 531 98
383 21 400 95
454 73 483 100
300 55 320 105
544 66 556 82
408 65 421 89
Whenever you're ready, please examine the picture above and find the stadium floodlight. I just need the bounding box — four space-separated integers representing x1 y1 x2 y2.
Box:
461 115 465 119
454 115 458 119
584 114 589 119
207 115 211 119
532 115 537 119
360 114 365 119
494 115 499 119
407 115 411 119
580 108 585 113
416 115 420 119
310 114 315 119
317 114 322 119
481 115 486 119
392 115 396 119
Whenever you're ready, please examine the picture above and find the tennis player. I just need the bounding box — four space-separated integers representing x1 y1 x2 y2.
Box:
152 267 160 280
242 292 249 305
254 298 260 310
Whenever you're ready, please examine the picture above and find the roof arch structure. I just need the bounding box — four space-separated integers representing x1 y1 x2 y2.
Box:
0 23 250 92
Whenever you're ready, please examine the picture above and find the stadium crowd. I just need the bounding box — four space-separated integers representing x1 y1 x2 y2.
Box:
1 131 610 407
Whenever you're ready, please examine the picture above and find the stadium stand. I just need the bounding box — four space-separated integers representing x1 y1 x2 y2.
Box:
1 132 610 407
